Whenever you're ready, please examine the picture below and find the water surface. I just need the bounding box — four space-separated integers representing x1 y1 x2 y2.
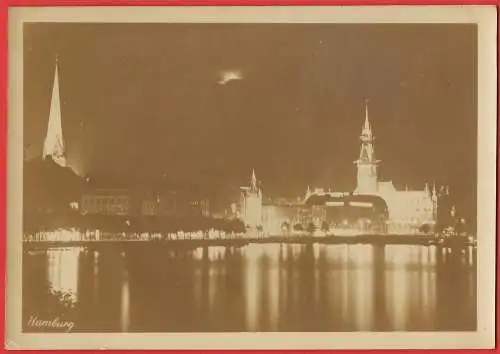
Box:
23 243 477 332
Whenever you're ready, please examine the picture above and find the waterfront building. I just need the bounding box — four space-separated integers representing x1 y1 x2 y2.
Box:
141 189 210 217
305 192 389 234
297 102 455 234
80 189 132 216
351 103 436 233
80 186 210 217
261 202 304 235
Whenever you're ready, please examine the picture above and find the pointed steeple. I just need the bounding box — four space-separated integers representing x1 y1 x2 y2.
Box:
362 99 371 136
358 99 376 163
251 169 257 191
43 59 66 167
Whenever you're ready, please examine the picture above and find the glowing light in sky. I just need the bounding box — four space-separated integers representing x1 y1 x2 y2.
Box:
218 70 243 85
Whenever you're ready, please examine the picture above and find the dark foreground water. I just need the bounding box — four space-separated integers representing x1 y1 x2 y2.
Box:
23 243 477 332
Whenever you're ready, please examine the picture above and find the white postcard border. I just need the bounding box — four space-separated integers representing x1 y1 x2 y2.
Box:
6 5 497 350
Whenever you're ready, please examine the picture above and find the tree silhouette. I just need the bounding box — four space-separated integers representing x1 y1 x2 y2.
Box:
321 221 329 234
281 221 291 234
293 223 304 232
419 224 431 234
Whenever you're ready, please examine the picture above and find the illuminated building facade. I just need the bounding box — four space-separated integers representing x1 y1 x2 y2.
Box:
141 190 210 217
305 192 389 234
298 102 443 234
81 187 210 217
376 181 436 233
261 203 304 235
239 169 263 227
80 189 132 216
351 103 437 233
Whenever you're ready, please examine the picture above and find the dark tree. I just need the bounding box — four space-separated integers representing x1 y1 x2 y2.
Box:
281 221 290 233
419 224 431 234
321 221 329 234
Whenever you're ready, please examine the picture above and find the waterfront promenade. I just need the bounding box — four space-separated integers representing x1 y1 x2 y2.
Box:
23 233 475 251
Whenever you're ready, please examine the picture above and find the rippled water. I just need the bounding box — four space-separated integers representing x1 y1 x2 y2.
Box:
23 243 476 332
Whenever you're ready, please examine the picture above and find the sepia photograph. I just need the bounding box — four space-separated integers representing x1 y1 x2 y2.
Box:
6 5 497 350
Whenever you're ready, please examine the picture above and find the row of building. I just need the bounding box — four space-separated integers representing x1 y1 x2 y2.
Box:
78 186 211 218
237 104 459 235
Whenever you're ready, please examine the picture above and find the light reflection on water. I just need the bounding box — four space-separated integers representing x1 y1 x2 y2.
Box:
23 243 476 332
120 268 130 332
47 247 81 303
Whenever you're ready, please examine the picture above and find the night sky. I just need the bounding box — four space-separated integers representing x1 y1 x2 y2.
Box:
24 23 477 204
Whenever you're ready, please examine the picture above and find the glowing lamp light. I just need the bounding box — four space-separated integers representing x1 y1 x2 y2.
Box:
349 202 373 208
326 201 344 207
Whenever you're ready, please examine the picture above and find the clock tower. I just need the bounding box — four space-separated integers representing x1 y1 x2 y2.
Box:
354 101 380 194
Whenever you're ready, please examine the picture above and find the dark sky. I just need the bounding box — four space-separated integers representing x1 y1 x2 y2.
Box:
24 23 477 202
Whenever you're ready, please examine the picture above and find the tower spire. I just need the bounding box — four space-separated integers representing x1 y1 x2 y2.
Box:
251 169 257 190
354 99 379 194
43 60 66 167
363 98 371 134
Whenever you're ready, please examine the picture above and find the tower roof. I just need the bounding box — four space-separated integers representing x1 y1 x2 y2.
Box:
250 168 258 191
361 100 373 139
363 101 371 134
355 100 379 164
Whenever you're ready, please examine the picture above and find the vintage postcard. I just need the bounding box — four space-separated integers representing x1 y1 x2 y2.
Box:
6 5 497 350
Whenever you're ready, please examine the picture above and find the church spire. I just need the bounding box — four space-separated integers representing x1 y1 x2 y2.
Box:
43 59 66 167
